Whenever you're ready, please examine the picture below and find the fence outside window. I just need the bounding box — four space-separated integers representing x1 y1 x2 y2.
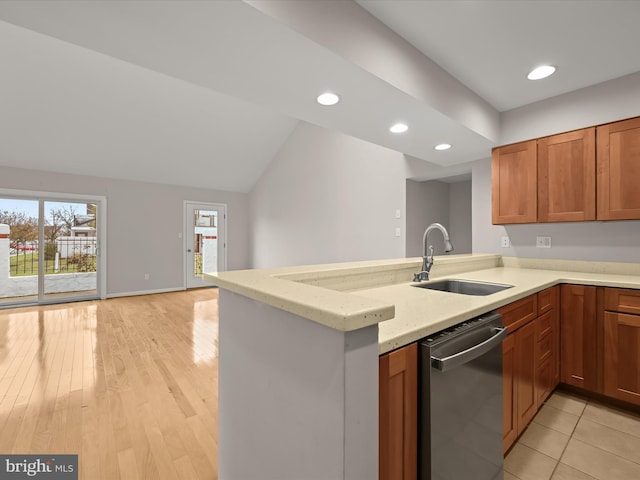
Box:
9 238 97 276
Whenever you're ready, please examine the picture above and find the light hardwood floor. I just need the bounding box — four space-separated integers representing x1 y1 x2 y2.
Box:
0 289 219 480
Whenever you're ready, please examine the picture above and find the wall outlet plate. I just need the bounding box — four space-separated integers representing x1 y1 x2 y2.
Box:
395 227 401 237
536 236 552 248
501 236 510 248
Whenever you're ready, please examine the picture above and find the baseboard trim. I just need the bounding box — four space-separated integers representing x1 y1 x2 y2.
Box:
106 287 186 299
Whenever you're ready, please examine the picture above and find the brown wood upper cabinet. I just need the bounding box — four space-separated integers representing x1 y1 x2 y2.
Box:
492 128 595 225
597 117 640 220
493 115 640 224
538 128 596 222
492 140 537 224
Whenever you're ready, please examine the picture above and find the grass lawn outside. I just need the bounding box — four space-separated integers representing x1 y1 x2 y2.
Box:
9 252 97 276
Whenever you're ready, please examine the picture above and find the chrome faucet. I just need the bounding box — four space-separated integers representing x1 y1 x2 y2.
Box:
413 223 454 282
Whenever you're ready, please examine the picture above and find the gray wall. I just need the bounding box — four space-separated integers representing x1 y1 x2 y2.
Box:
406 179 471 257
471 71 640 263
472 158 640 263
405 179 449 257
250 122 406 268
500 71 640 145
0 166 250 296
449 180 472 254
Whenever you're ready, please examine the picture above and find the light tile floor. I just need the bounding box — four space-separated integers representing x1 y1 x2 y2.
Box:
504 390 640 480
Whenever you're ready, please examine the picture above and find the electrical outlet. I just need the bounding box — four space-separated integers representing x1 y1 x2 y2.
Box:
395 209 401 219
501 236 510 248
536 236 552 248
395 227 401 237
144 273 150 280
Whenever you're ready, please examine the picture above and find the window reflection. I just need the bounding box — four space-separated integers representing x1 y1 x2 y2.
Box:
192 298 218 364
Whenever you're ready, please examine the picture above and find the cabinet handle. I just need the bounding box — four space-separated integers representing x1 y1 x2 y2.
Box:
431 327 508 372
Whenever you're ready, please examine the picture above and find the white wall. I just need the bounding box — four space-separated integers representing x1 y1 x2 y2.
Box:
472 158 640 263
250 122 406 268
0 166 250 296
449 180 472 254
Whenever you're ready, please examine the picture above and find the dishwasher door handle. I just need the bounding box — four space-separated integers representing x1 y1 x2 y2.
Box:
431 326 508 372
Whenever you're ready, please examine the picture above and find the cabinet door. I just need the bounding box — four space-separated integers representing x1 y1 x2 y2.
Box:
597 117 640 220
516 320 538 433
379 343 417 480
502 333 517 453
538 128 596 222
560 285 598 392
603 312 640 406
492 140 537 224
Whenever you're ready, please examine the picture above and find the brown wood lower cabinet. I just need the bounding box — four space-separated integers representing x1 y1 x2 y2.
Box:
501 286 560 453
535 309 559 405
603 288 640 406
502 333 517 452
516 320 538 433
560 285 598 391
379 342 417 480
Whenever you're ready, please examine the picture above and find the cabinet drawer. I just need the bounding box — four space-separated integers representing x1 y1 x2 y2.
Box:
538 286 558 316
605 288 640 315
537 311 552 339
499 294 538 332
537 330 553 362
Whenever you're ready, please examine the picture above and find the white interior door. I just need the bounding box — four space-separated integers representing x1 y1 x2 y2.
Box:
185 202 226 289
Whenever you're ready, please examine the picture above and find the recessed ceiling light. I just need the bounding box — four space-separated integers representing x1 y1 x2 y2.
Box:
390 123 408 133
434 143 452 151
316 92 340 106
527 65 556 80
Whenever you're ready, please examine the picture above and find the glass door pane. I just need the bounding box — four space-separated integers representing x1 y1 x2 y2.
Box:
0 198 40 306
42 201 98 301
186 203 225 289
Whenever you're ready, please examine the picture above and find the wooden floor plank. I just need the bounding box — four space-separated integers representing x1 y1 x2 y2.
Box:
0 289 219 479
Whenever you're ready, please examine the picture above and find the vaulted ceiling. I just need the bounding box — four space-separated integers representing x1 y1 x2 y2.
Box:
1 1 639 192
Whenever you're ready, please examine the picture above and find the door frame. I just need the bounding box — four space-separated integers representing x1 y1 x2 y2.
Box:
0 188 107 304
183 201 227 289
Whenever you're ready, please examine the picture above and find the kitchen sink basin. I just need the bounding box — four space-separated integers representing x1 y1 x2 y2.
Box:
412 279 513 296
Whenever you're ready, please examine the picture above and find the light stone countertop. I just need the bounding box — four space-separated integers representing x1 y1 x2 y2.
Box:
204 254 640 355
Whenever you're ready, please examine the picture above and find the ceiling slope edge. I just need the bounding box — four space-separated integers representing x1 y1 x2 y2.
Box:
245 0 500 144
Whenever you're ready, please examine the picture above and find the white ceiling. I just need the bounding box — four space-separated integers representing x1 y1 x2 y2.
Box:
356 0 640 112
0 1 639 192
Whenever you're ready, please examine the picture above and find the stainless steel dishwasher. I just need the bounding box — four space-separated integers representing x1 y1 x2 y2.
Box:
419 312 507 480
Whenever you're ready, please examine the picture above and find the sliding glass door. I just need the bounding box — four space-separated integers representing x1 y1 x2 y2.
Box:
0 194 104 307
0 198 39 305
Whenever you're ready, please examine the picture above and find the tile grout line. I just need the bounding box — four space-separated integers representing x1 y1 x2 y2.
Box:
546 395 587 480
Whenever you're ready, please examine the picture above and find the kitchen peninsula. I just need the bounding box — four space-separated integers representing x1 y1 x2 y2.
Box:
205 254 640 480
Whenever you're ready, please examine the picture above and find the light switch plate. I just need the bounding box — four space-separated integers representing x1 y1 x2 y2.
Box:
536 236 552 248
395 227 401 237
395 209 401 219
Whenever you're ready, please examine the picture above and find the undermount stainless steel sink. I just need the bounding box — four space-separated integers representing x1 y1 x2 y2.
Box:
412 279 513 296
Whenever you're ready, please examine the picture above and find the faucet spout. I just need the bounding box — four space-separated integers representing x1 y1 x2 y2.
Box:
413 222 454 282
